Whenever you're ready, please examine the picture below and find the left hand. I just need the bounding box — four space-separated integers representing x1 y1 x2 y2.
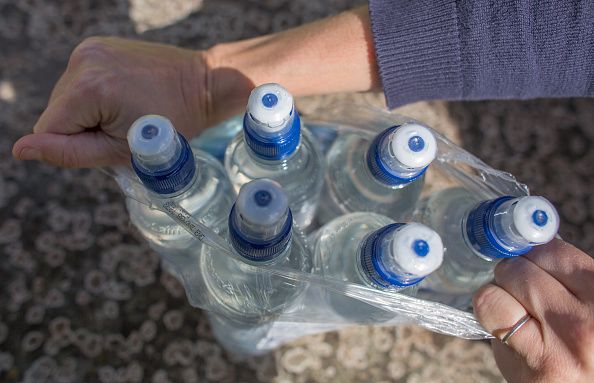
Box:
12 37 252 167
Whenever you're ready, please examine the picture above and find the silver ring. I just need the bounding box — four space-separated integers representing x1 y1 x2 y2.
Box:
501 314 531 345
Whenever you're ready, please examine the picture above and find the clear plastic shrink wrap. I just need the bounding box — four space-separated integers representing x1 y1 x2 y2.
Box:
108 103 538 355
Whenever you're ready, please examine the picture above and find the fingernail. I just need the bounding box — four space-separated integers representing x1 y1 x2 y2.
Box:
18 147 42 160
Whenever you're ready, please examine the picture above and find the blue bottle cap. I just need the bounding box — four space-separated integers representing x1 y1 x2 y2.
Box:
243 84 301 160
129 115 196 195
359 223 444 288
366 124 436 186
228 179 293 262
466 196 532 259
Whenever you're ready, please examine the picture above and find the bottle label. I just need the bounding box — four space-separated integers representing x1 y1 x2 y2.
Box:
158 200 234 257
160 201 206 241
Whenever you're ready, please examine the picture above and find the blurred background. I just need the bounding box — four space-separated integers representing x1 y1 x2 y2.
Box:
0 1 592 382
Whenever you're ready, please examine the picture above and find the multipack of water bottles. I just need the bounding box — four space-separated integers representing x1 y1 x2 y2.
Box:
109 84 560 357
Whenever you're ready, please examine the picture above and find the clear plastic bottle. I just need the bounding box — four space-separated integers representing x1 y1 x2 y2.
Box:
318 123 437 224
313 212 443 323
124 115 235 280
201 179 311 355
417 188 560 307
189 114 243 162
224 83 325 230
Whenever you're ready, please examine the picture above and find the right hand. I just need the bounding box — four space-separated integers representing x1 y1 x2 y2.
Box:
12 37 254 167
473 239 594 383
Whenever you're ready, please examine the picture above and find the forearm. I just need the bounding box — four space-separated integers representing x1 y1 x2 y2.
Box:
204 6 379 117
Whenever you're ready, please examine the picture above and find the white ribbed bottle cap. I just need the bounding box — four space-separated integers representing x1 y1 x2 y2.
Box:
390 123 437 169
513 196 559 244
128 115 178 167
390 223 444 277
246 83 294 133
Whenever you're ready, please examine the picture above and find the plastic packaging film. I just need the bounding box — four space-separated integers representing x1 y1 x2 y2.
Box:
107 103 537 346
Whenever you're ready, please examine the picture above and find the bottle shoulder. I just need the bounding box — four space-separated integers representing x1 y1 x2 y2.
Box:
225 127 324 171
320 212 394 234
224 133 244 167
283 234 312 273
203 227 311 272
313 213 392 286
321 131 424 220
420 187 480 228
193 149 228 176
325 131 419 189
224 128 325 204
199 227 310 321
126 150 234 236
299 127 325 160
314 213 394 259
326 133 369 167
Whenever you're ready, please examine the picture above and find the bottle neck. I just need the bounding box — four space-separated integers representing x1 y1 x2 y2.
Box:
132 133 197 196
245 131 302 167
356 224 424 290
242 111 302 161
158 162 201 200
228 204 293 263
365 128 427 187
491 199 534 249
244 239 293 267
463 197 532 260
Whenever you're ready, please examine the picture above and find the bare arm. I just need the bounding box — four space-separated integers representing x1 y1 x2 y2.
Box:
206 5 379 112
12 6 377 167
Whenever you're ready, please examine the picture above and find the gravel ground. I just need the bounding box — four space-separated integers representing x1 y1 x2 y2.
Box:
1 1 592 382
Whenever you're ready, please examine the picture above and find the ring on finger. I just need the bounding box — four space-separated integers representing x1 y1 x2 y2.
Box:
501 314 531 345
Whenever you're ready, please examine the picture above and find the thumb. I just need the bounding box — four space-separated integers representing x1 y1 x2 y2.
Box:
13 131 130 168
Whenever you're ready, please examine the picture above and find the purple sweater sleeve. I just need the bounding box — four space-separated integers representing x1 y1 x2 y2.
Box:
369 0 594 108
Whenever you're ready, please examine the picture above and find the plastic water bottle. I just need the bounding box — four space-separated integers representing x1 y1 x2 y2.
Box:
318 123 437 224
418 188 559 306
189 114 243 163
224 83 325 230
125 115 235 280
313 212 443 322
201 179 311 355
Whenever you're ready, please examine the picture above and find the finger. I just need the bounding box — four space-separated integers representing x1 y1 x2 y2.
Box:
33 88 104 135
473 283 544 361
523 239 594 300
48 69 75 103
12 132 129 168
493 256 581 322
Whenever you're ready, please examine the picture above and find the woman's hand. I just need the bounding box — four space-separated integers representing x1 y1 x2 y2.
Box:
473 239 594 383
12 7 378 168
12 37 254 167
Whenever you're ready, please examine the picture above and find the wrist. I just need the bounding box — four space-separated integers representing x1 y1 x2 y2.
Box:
201 5 377 124
202 40 266 125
